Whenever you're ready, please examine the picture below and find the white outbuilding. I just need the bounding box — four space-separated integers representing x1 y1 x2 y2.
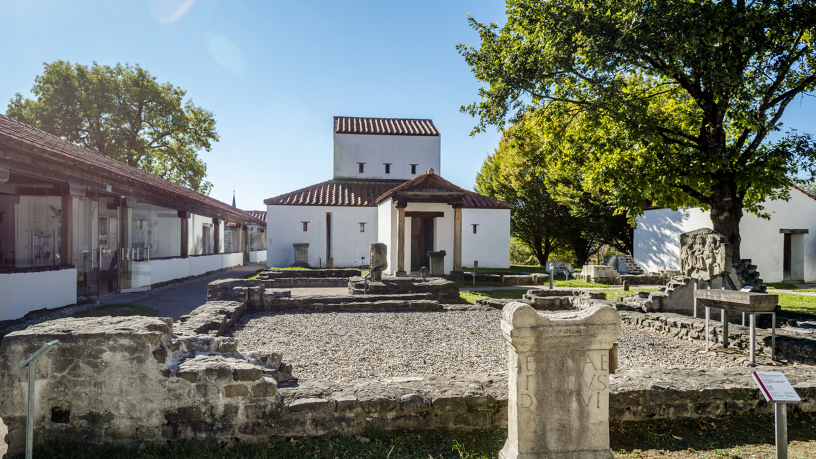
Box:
633 187 816 283
264 117 512 274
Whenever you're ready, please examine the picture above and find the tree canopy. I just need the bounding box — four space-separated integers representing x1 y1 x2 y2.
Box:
459 0 816 258
476 115 633 267
7 61 219 194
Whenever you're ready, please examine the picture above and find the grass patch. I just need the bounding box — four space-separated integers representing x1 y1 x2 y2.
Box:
241 268 264 280
34 428 506 459
71 303 158 318
776 292 816 315
28 412 816 458
267 266 312 271
463 265 550 274
765 282 799 289
553 279 608 288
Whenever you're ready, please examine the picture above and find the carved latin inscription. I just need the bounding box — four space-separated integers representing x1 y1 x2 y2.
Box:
518 351 610 411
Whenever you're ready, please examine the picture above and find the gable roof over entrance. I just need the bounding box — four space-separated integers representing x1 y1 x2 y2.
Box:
264 171 511 209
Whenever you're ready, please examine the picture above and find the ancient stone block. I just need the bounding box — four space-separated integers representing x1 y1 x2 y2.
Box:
224 385 249 397
427 250 446 276
499 302 620 459
680 228 732 281
370 243 388 281
233 367 263 381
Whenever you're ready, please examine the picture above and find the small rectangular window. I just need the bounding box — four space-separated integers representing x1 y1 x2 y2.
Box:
472 224 478 234
302 221 309 231
358 163 365 173
410 164 417 174
359 222 366 232
384 163 391 174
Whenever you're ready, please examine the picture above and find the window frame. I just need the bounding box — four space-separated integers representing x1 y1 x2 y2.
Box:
302 221 309 231
358 162 365 173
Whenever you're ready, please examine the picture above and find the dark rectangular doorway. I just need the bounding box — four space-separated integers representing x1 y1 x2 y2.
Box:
783 233 792 281
410 217 434 271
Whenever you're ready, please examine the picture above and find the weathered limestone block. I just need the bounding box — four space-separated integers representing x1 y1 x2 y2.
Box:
500 303 621 459
427 250 446 276
258 268 361 279
680 229 732 281
174 300 247 337
370 243 388 281
348 277 459 303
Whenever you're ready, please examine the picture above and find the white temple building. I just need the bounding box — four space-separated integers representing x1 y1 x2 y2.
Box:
264 117 512 274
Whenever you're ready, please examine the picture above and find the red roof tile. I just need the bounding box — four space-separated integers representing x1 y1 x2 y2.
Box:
0 114 264 225
264 176 512 209
334 117 440 136
244 210 267 222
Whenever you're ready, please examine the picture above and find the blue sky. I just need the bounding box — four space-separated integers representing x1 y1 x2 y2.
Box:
1 0 813 210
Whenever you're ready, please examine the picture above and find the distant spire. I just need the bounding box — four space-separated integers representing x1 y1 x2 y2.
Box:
232 187 236 208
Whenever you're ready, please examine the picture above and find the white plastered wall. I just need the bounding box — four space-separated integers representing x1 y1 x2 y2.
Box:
633 188 816 282
462 208 511 269
333 133 441 180
266 205 378 268
0 268 77 321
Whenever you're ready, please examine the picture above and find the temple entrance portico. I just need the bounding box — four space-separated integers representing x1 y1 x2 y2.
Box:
376 170 463 277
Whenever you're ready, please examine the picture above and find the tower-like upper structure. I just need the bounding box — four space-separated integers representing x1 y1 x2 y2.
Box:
333 116 441 180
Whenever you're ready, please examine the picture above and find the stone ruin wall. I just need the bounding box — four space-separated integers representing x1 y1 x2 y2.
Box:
2 277 816 455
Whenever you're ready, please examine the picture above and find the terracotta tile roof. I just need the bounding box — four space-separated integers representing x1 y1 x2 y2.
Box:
334 116 440 136
0 114 264 225
264 176 512 209
375 169 512 209
244 210 267 222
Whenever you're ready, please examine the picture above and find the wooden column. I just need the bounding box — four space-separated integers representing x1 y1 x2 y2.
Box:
212 218 221 254
396 203 407 276
179 210 191 257
453 205 462 272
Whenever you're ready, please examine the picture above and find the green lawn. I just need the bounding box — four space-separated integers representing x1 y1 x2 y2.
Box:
27 412 816 458
71 303 158 318
776 292 816 315
460 289 528 304
764 282 800 290
463 264 550 274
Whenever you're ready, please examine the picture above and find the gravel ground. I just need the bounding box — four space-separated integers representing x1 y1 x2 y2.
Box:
231 310 740 380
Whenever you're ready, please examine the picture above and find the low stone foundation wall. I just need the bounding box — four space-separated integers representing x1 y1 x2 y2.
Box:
349 277 460 303
619 310 816 364
468 273 548 285
259 269 361 280
619 274 671 285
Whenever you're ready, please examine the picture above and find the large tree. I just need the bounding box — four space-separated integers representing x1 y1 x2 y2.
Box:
7 61 219 194
459 0 816 258
476 126 569 265
476 117 634 267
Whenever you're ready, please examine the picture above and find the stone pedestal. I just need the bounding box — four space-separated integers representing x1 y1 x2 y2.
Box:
370 243 388 282
427 250 446 276
293 243 309 267
500 303 621 459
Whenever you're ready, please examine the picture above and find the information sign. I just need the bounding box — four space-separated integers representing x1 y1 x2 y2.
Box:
752 371 801 403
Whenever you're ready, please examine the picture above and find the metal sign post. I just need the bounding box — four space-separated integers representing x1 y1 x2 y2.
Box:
752 371 801 459
548 263 554 290
18 340 59 459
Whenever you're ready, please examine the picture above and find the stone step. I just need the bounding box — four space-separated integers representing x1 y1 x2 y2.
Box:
265 291 433 304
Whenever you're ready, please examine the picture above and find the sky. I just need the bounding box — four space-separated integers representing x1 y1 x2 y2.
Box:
0 0 814 210
0 0 507 210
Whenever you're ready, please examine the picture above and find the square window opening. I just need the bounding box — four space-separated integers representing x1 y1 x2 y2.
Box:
302 221 309 231
410 164 418 174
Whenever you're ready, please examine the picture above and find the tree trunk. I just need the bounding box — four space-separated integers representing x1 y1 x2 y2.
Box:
709 176 744 258
531 234 548 266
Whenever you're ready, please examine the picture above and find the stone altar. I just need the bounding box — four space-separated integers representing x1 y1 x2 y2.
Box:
293 243 309 267
370 243 388 282
427 250 446 276
500 302 621 459
680 229 732 281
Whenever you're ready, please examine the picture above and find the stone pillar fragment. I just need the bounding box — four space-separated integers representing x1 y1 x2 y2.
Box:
370 243 387 281
500 303 621 459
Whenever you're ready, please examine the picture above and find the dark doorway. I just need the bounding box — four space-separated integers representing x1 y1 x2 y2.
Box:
410 217 434 271
326 213 332 261
783 233 792 281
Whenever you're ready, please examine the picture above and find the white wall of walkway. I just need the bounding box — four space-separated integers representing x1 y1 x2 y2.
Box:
0 268 77 321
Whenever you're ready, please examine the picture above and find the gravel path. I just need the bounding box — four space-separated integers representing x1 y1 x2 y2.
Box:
231 310 740 380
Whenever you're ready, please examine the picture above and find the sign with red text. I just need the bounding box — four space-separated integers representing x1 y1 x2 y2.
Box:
752 371 801 403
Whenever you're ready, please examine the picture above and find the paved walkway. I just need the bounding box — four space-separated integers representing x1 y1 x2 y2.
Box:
102 264 263 320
